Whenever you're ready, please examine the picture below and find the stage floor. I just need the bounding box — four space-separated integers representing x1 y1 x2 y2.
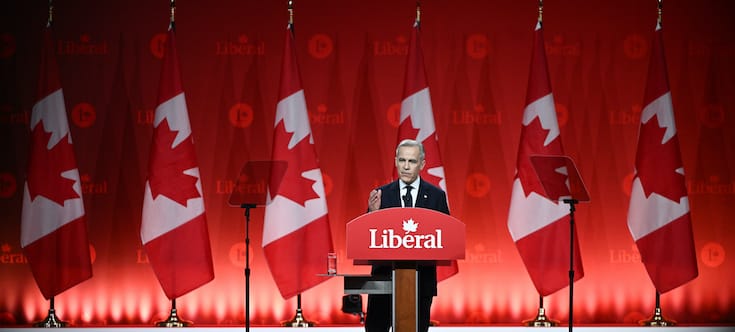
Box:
1 327 733 331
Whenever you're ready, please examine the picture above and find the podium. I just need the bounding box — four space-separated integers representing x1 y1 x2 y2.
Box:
345 207 465 332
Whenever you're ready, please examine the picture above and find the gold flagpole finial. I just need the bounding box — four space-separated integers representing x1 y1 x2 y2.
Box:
169 0 176 30
657 0 663 27
47 0 53 28
288 0 294 27
538 0 543 25
415 1 421 26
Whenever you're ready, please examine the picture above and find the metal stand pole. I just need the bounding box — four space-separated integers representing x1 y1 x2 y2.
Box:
240 204 256 332
563 198 578 332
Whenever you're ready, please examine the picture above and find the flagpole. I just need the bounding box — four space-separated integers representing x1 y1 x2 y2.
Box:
415 1 421 27
169 0 176 31
522 5 556 329
46 0 53 28
639 4 678 326
288 0 294 33
32 4 66 328
537 0 543 27
280 1 315 327
153 3 190 327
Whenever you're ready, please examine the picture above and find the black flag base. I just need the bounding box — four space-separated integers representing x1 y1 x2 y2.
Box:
640 307 676 326
282 294 315 327
156 299 192 327
34 296 67 327
33 309 67 328
523 306 559 327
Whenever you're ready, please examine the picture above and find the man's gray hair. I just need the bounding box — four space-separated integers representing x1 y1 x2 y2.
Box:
395 139 425 161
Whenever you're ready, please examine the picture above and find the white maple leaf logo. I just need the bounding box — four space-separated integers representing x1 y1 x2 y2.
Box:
402 218 418 233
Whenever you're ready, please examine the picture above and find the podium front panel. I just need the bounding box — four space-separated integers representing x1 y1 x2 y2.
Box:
346 207 465 262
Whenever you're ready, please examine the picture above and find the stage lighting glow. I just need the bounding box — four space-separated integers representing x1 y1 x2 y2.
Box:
109 293 123 322
214 296 229 322
137 293 153 323
21 298 39 323
80 305 94 323
508 287 526 319
451 293 465 319
480 291 493 319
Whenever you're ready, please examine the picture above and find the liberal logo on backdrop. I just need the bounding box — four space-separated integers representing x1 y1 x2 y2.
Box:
57 34 108 56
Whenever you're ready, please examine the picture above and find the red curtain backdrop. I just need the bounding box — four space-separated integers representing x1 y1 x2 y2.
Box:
1 0 734 326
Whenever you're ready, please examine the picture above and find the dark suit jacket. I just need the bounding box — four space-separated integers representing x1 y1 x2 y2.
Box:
371 178 450 297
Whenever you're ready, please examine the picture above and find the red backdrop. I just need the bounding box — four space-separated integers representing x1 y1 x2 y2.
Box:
1 0 734 326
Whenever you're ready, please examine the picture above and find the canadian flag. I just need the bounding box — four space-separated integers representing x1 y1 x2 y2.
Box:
263 25 334 299
626 23 698 293
507 22 584 296
141 29 214 299
398 22 457 281
20 28 93 300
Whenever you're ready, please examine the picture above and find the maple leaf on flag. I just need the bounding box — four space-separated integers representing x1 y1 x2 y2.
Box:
516 117 564 198
270 121 320 206
398 117 421 146
635 115 687 202
420 137 445 183
148 119 200 206
27 123 79 206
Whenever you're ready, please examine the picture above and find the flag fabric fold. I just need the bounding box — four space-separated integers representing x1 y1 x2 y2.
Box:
398 22 458 281
21 28 93 300
141 29 214 299
507 22 584 296
626 23 698 293
263 25 335 299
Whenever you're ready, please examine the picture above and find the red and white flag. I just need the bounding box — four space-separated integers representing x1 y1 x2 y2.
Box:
507 22 584 296
263 25 334 299
141 29 214 299
626 23 698 293
21 28 93 299
397 22 457 281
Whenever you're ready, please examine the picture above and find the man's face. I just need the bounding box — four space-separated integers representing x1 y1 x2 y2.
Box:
395 145 425 184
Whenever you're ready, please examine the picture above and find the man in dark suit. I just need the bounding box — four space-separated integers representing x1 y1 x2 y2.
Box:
365 139 450 332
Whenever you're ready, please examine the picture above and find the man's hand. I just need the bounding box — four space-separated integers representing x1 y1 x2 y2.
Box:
367 189 382 212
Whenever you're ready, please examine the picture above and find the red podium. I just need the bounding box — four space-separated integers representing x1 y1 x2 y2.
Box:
346 207 465 332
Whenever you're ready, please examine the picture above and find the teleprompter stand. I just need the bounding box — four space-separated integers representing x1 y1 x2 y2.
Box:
228 160 287 332
530 155 590 332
